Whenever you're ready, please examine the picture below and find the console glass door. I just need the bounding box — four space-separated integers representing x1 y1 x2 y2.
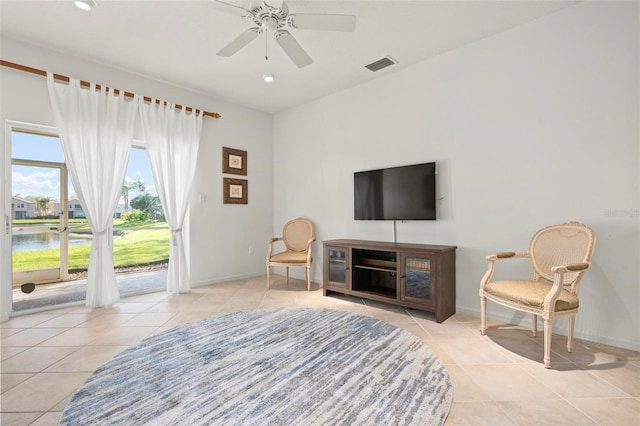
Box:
401 255 434 307
327 247 348 288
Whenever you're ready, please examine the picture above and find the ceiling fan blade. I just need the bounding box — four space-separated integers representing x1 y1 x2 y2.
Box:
217 27 260 57
289 14 356 32
213 0 254 17
274 30 313 68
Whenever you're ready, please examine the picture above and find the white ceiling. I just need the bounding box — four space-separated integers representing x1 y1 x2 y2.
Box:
0 0 576 113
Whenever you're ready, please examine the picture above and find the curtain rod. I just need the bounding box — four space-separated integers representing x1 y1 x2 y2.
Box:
0 59 222 119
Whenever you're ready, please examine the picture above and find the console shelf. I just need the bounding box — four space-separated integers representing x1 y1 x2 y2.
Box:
354 264 395 273
358 258 397 269
323 239 457 323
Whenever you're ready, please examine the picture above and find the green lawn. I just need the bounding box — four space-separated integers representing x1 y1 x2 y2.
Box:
12 221 170 271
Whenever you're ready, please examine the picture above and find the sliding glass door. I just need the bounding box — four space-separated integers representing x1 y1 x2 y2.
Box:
8 128 169 312
11 160 69 286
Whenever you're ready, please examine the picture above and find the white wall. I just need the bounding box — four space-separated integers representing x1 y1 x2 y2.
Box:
0 39 273 319
273 2 639 350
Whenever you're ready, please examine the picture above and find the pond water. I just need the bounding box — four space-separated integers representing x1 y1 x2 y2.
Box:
12 231 92 252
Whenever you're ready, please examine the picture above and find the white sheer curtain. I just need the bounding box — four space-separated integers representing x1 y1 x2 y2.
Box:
47 73 138 307
138 99 203 294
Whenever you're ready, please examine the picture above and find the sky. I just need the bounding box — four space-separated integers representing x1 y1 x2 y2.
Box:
11 131 156 203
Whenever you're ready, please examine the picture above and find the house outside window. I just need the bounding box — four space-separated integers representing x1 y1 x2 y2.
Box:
11 197 36 219
68 198 85 219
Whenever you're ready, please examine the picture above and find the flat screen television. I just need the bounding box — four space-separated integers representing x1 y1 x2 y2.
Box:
354 162 436 220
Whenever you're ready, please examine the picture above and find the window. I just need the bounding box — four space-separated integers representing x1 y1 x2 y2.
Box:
10 129 168 311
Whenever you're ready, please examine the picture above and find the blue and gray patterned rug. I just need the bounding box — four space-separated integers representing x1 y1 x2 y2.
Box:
60 307 452 425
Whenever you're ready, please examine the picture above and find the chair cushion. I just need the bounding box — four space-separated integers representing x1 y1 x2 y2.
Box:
484 280 579 311
269 251 309 264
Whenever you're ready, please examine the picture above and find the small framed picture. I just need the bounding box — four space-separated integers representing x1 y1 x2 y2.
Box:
222 147 247 176
223 178 248 204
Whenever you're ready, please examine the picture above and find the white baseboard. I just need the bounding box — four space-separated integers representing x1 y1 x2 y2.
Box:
190 271 265 289
456 304 640 352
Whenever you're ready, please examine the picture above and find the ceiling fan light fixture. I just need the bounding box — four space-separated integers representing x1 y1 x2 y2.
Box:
74 0 96 11
263 73 275 83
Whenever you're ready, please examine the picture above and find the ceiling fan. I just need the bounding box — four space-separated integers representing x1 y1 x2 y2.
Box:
214 0 356 68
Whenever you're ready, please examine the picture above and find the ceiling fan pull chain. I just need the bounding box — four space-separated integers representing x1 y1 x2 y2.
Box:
265 27 269 60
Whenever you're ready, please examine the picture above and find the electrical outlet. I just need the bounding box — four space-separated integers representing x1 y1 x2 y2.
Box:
249 246 254 254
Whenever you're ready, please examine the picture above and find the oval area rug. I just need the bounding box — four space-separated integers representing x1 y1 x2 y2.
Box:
60 307 452 425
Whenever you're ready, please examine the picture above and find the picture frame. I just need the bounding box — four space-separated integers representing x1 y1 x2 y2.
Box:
222 147 247 176
223 178 248 204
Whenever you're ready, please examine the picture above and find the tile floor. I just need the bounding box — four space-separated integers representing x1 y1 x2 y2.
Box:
1 275 639 425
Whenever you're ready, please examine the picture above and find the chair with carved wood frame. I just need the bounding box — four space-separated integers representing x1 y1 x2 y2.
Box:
266 217 315 291
479 221 596 368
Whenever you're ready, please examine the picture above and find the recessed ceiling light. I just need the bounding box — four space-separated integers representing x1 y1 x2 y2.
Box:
74 0 96 11
263 73 275 83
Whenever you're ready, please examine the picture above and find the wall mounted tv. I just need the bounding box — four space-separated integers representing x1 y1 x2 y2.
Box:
354 162 436 220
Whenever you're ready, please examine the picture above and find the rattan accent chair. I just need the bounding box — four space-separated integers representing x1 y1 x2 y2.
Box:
479 221 596 368
266 217 315 291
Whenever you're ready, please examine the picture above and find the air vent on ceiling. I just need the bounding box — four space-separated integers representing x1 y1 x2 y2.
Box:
365 56 397 72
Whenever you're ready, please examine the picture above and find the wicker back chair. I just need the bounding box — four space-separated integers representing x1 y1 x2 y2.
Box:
267 217 315 291
479 221 596 368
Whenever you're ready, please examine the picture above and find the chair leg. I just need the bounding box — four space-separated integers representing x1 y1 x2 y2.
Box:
567 315 575 353
532 314 538 337
543 318 553 368
286 267 289 285
306 267 310 291
266 265 271 289
480 296 487 335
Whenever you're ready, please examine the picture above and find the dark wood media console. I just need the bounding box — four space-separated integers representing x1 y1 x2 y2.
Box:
323 239 457 323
